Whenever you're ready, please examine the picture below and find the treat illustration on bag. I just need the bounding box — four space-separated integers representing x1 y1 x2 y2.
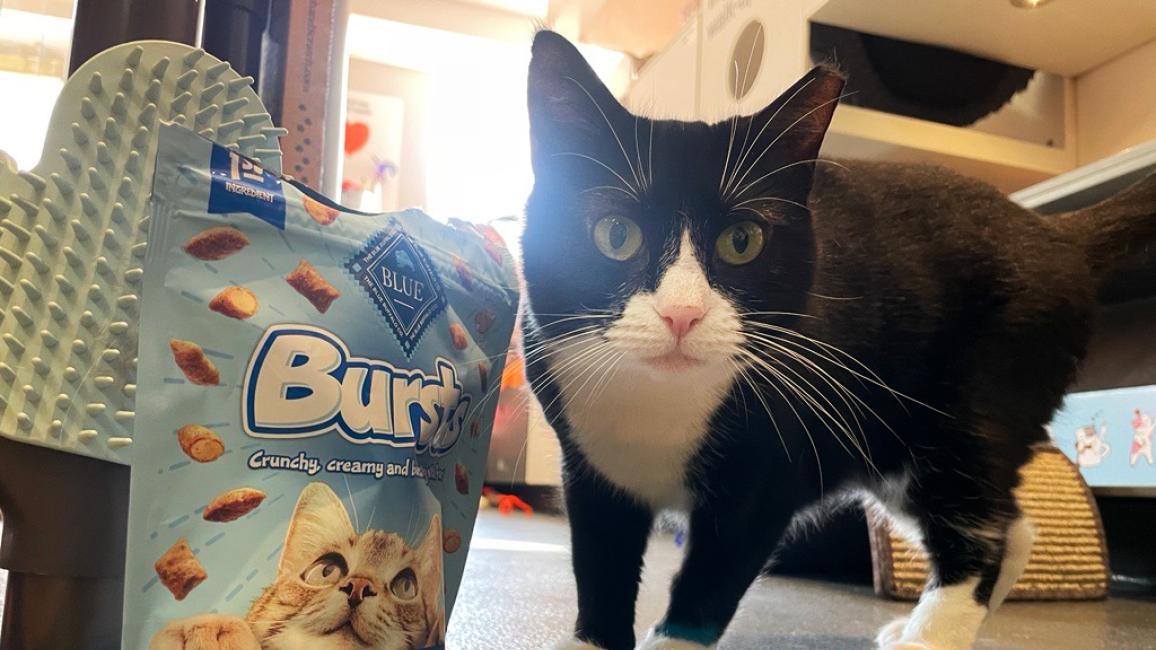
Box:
151 483 445 650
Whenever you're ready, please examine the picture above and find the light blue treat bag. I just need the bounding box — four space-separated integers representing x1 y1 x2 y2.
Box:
124 123 518 649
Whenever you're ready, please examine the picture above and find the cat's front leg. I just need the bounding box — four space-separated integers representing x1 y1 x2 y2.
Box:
149 614 260 650
642 505 790 650
557 459 654 650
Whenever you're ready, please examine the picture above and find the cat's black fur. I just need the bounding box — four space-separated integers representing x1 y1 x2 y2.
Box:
520 31 1156 649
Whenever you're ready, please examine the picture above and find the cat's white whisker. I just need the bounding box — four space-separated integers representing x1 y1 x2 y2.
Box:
560 346 620 411
484 331 604 411
730 206 781 221
729 357 791 461
745 331 872 420
723 79 816 198
721 28 772 196
731 158 849 203
365 502 378 534
746 333 876 433
534 312 617 326
727 92 855 201
524 327 607 363
553 151 639 199
745 321 886 388
746 321 947 416
740 341 871 469
647 115 655 189
737 349 825 492
739 310 815 319
633 115 647 193
540 343 618 418
807 290 863 301
773 353 871 450
718 59 742 193
583 185 639 200
748 348 859 458
564 75 644 192
342 474 360 533
724 114 757 200
731 195 810 212
743 332 897 475
581 350 626 413
536 335 619 402
744 329 892 428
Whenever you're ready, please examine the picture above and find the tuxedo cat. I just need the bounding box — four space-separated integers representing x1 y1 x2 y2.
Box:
521 31 1156 650
151 483 444 650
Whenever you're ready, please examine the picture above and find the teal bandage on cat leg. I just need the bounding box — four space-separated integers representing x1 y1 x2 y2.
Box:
645 622 722 649
0 41 283 462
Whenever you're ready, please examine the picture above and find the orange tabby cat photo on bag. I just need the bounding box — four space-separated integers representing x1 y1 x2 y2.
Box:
150 483 445 650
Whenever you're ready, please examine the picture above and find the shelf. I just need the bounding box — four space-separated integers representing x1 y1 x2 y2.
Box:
823 105 1077 193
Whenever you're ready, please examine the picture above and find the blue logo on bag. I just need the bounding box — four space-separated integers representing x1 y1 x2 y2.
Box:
207 144 286 229
346 228 447 356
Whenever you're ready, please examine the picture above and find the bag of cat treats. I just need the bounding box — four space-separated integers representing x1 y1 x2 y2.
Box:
124 123 518 649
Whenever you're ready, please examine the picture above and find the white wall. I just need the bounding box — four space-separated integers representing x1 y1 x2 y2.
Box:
347 59 431 210
1077 38 1156 165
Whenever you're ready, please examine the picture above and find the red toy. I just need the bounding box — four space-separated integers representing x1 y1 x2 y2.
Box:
482 486 534 516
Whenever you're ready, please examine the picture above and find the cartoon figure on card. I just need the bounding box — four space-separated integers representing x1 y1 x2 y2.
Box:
1075 420 1110 468
151 482 445 650
1131 408 1154 467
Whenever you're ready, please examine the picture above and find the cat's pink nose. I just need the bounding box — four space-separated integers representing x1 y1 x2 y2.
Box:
340 577 377 607
659 305 705 339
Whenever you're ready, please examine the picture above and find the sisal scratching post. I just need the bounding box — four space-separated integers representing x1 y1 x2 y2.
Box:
868 446 1110 601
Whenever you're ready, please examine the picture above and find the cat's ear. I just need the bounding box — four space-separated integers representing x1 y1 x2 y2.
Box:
416 514 445 634
418 514 442 566
527 30 630 169
749 65 845 165
278 482 356 575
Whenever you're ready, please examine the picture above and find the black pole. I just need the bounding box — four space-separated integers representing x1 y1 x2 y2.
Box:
68 0 202 75
202 0 272 85
0 437 129 650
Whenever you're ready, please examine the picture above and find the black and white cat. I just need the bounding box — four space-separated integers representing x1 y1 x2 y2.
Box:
520 31 1156 650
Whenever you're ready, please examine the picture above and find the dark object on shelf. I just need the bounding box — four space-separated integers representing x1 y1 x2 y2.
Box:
69 0 201 75
810 22 1035 127
1097 495 1156 597
202 0 271 84
0 436 129 650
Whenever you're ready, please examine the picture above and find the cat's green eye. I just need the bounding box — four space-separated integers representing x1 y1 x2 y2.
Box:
716 221 765 265
389 567 418 601
301 553 348 587
593 215 643 261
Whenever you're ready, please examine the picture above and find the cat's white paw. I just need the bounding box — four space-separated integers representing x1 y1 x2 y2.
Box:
875 617 910 647
874 619 944 650
637 627 717 650
553 637 606 650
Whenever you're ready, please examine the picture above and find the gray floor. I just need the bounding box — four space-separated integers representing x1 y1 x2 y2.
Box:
0 515 1152 648
450 510 1156 650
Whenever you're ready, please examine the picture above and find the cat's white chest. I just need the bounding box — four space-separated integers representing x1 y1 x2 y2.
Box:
552 358 734 508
